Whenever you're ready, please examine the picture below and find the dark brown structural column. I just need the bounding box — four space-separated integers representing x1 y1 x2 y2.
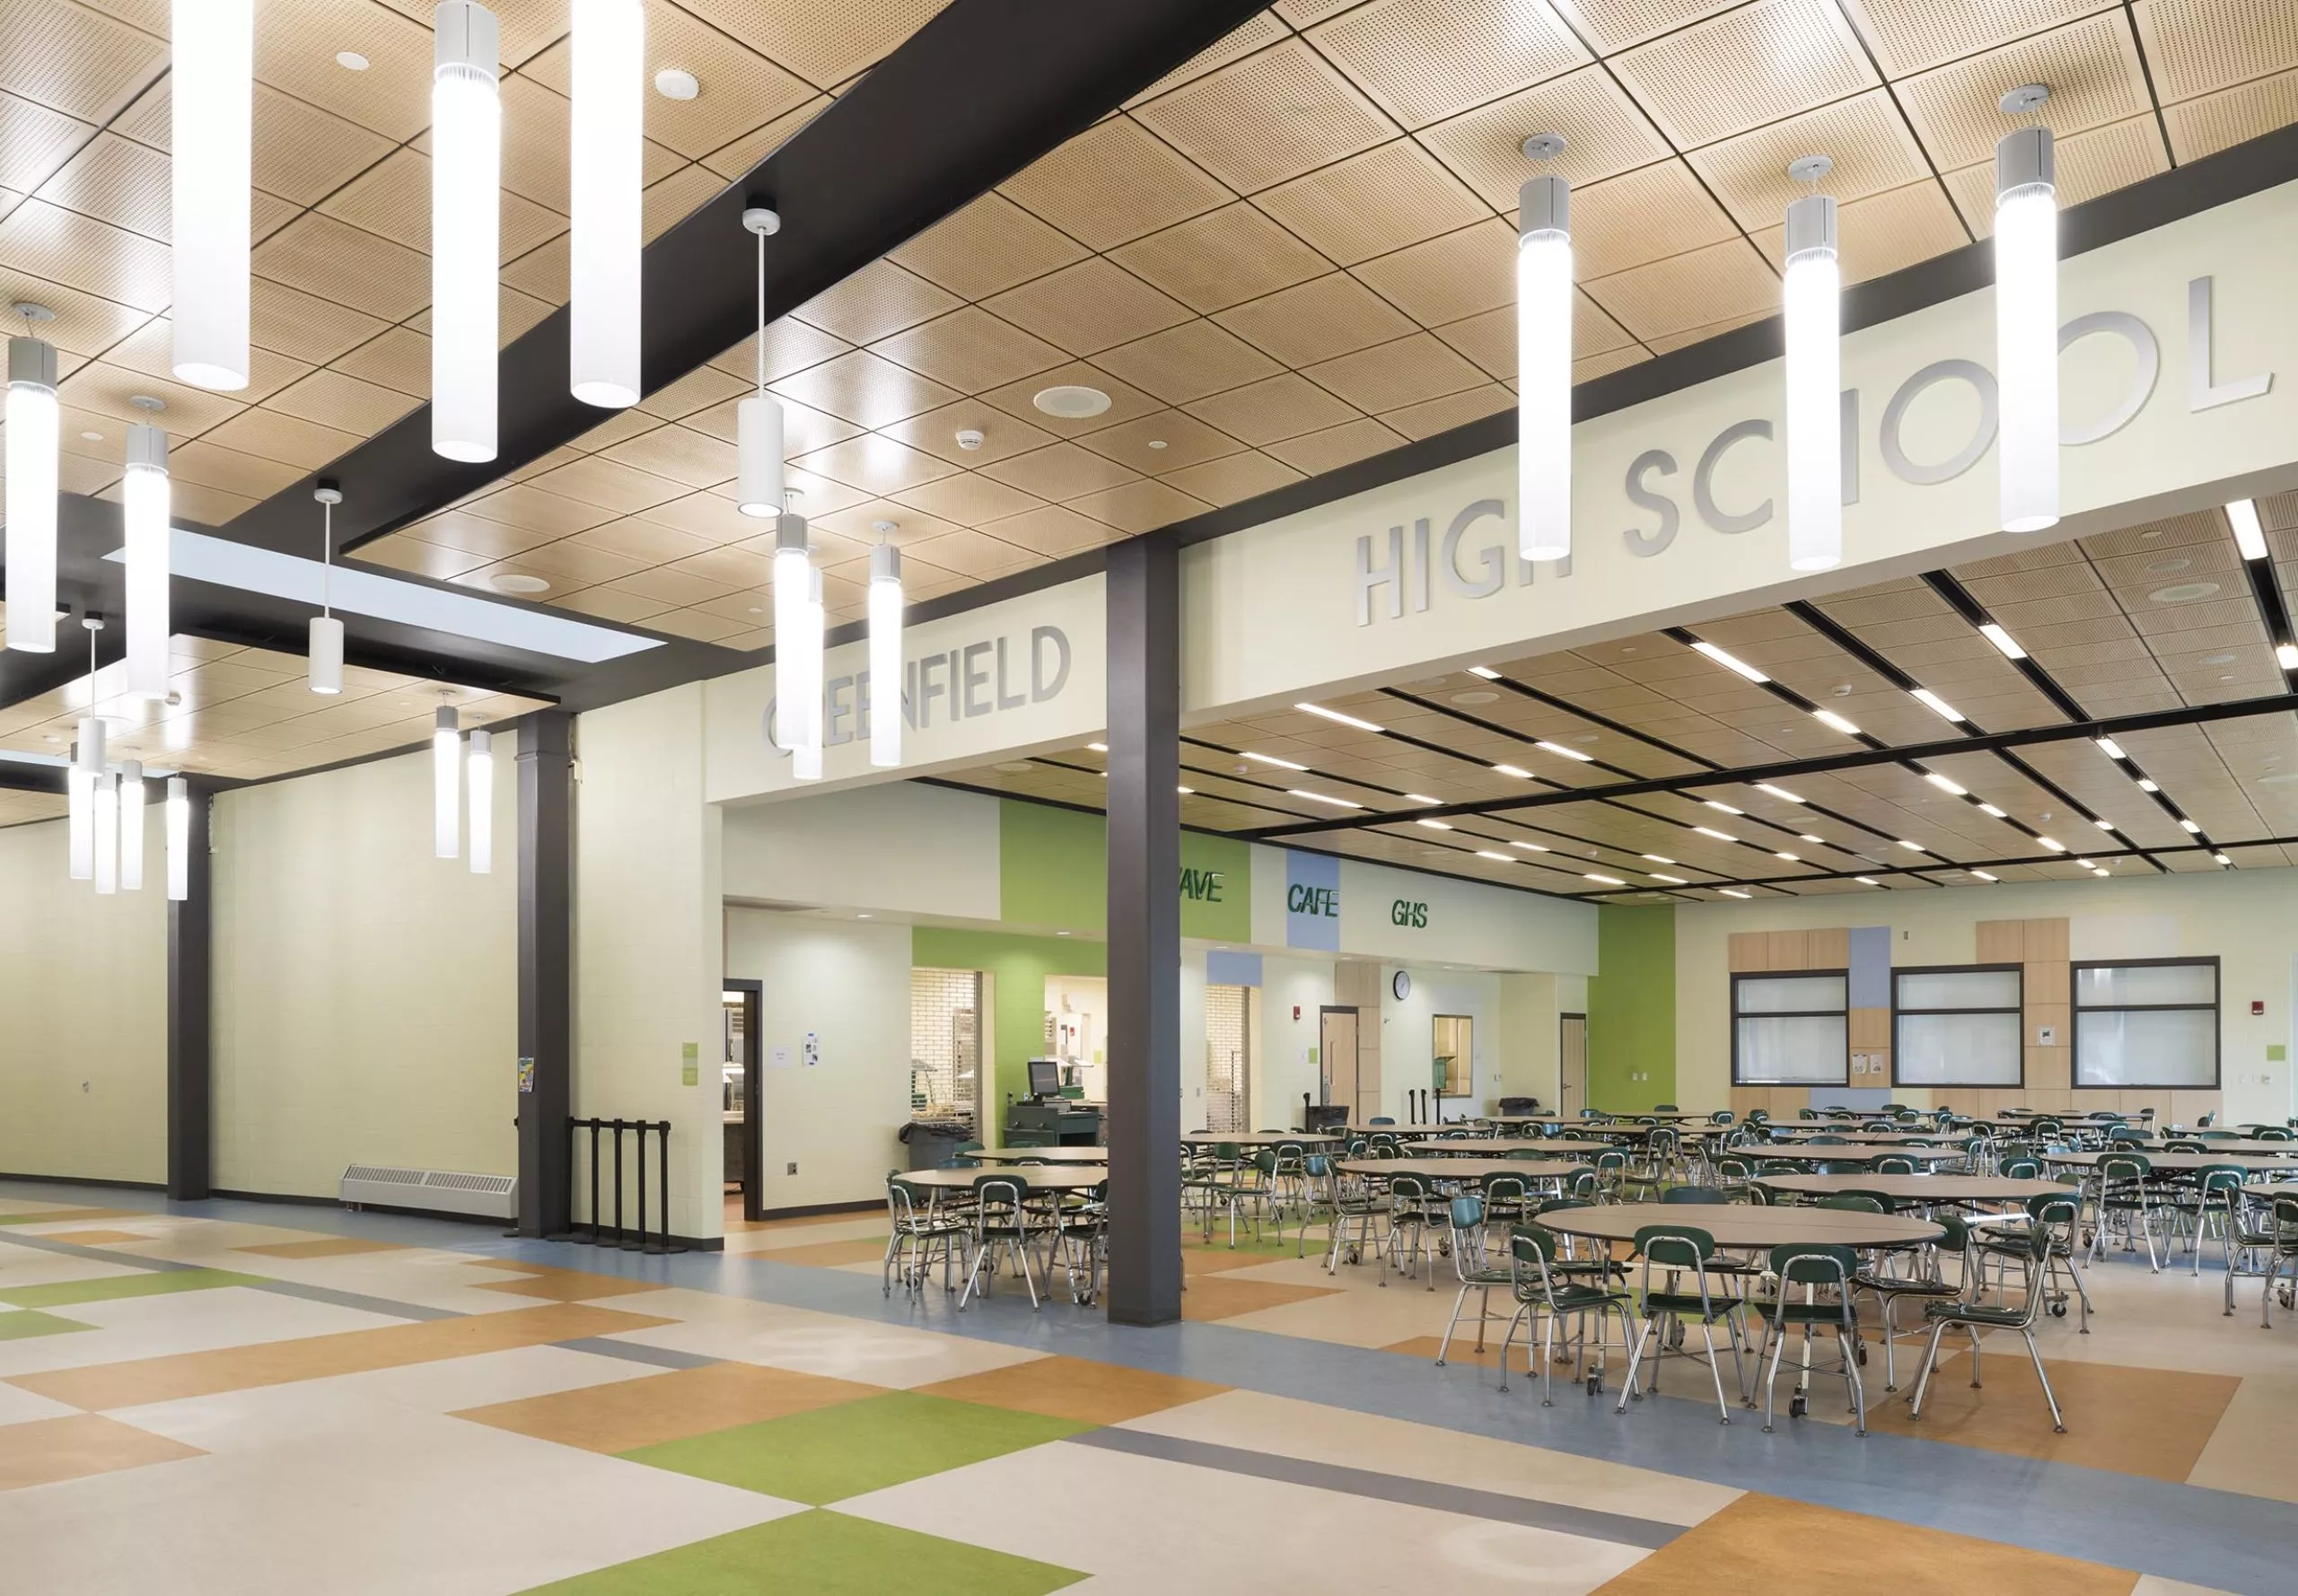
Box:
166 780 212 1200
516 710 574 1238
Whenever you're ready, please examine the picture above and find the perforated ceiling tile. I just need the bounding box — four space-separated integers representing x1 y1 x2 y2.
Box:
1898 12 2153 172
672 0 954 90
1264 415 1408 474
1133 39 1397 195
262 368 421 437
599 424 739 491
1940 114 2169 234
1159 449 1306 507
0 197 169 310
1303 329 1487 413
889 192 1090 302
197 406 362 471
3 0 165 124
250 0 434 141
1127 10 1294 107
1183 369 1364 445
1380 381 1514 439
514 8 814 161
869 305 1067 397
788 259 963 347
1584 237 1779 341
101 315 312 405
1091 318 1285 406
1209 270 1417 371
1109 203 1334 314
999 116 1232 252
1565 158 1742 280
1250 141 1486 271
981 258 1194 357
2162 67 2298 161
890 471 1046 527
879 398 1057 467
2133 0 2298 104
1350 215 1518 328
789 432 964 498
1306 0 1588 130
1613 0 1877 151
0 90 92 195
1688 91 1933 232
770 348 962 431
1749 178 1969 282
1415 66 1674 212
976 440 1142 504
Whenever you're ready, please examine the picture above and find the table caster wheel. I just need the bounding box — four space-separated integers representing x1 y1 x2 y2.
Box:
1586 1373 1604 1396
1855 1343 1867 1365
1789 1393 1808 1419
2050 1302 2067 1317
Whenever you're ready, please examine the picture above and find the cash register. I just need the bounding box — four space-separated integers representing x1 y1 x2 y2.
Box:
1005 1057 1102 1147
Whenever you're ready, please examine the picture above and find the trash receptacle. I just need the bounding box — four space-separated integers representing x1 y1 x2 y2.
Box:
899 1119 974 1171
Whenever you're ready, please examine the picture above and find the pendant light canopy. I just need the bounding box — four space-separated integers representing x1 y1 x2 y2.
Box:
170 0 253 390
1994 85 2057 534
434 703 461 858
119 760 145 892
772 509 811 750
5 314 59 653
123 411 171 699
1515 134 1571 563
569 0 643 408
869 539 902 768
736 206 786 517
466 728 493 874
166 776 189 902
310 480 344 694
431 2 501 462
1783 157 1841 573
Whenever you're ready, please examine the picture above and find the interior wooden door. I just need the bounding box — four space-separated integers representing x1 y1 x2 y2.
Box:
1559 1012 1588 1118
1320 1007 1359 1117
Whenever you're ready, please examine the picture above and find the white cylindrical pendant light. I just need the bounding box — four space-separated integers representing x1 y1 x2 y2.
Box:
170 0 252 390
4 333 59 653
793 566 823 783
68 719 103 882
569 0 642 408
736 206 785 516
310 481 344 693
166 776 189 902
1515 164 1572 562
1995 120 2057 533
118 759 145 891
432 3 501 462
434 705 460 858
466 727 493 874
1783 186 1842 572
124 421 171 699
772 513 811 750
869 541 902 768
93 771 118 896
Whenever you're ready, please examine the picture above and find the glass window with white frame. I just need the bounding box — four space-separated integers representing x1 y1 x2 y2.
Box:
1732 971 1848 1085
1893 964 2022 1087
2073 959 2219 1089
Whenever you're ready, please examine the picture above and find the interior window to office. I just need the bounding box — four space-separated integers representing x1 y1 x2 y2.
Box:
2074 959 2219 1088
1433 1014 1472 1096
1894 964 2023 1087
1732 971 1848 1085
909 968 983 1129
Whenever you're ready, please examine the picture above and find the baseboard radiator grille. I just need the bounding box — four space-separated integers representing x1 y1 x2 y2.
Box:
340 1164 517 1220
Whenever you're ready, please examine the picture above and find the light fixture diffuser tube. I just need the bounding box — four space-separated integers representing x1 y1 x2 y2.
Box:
1994 127 2058 533
93 771 118 895
868 542 902 768
166 776 189 900
1783 192 1841 572
736 395 785 516
568 0 642 408
67 749 94 882
1515 174 1572 562
793 567 823 782
309 615 344 694
123 422 171 699
466 728 493 874
118 759 145 891
170 0 252 390
2228 498 2267 561
771 513 811 749
434 705 460 858
4 337 59 653
431 3 501 462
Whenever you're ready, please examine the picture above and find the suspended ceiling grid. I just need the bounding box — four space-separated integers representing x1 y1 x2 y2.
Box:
943 497 2298 899
0 0 952 524
341 0 2298 652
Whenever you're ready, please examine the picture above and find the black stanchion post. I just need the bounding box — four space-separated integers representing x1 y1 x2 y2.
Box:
630 1121 649 1253
586 1119 601 1243
611 1120 626 1247
655 1122 674 1255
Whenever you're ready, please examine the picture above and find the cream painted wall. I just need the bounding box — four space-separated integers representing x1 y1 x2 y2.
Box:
721 782 1000 918
576 685 724 1241
1373 968 1501 1121
724 908 913 1211
1676 873 2298 1124
1255 955 1332 1132
212 740 518 1198
1179 953 1206 1125
1496 973 1558 1110
0 813 168 1183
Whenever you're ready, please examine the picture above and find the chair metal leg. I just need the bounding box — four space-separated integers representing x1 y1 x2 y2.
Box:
2021 1329 2066 1433
1908 1320 1952 1418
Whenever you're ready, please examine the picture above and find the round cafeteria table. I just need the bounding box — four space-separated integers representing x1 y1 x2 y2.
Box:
968 1146 1110 1164
2046 1149 2298 1175
1739 1144 1965 1167
1339 1158 1588 1185
897 1166 1105 1193
1181 1132 1343 1148
2241 1183 2298 1205
1404 1138 1569 1156
1761 1127 1955 1144
1753 1173 2068 1206
2086 1138 2298 1158
1537 1201 1943 1252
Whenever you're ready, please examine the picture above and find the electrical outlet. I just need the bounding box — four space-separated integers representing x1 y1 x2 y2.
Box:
785 1162 797 1176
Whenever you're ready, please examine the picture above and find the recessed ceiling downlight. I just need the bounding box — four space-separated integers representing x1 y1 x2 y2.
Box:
2148 582 2221 603
1032 384 1110 418
490 574 551 594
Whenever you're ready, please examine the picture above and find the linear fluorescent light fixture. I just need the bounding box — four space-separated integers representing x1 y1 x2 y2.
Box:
1642 854 1675 864
2094 737 2127 759
2282 643 2298 671
1923 771 1967 795
2227 498 2268 560
2214 852 2232 864
1774 851 1798 861
1403 794 1441 804
1417 819 1453 830
2093 818 2117 830
106 529 661 663
1978 802 2007 818
2179 818 2201 833
1650 873 1685 883
1477 850 1514 863
1855 876 1880 886
2136 778 2159 794
1909 688 1964 723
1978 622 2027 660
1467 665 1502 680
1812 708 1861 736
1896 839 1926 852
1720 888 1751 899
1755 784 1804 804
1241 750 1306 770
1509 839 1548 852
1971 870 1998 881
1494 763 1533 779
1583 873 1623 885
1288 789 1363 809
1704 800 1743 815
1693 826 1736 843
1535 741 1594 762
1295 702 1384 733
2036 836 2066 852
1688 639 1768 682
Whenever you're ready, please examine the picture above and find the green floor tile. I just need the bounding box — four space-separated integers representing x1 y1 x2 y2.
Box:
620 1390 1092 1504
0 1267 262 1310
0 1309 95 1340
521 1510 1085 1595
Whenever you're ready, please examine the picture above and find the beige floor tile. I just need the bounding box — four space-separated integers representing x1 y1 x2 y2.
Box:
455 1360 881 1453
234 1238 412 1260
2185 1370 2298 1502
0 1412 203 1491
920 1355 1227 1425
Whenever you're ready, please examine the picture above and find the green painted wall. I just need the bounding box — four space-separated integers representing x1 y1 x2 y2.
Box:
910 926 1106 1125
1587 905 1675 1112
996 799 1251 943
